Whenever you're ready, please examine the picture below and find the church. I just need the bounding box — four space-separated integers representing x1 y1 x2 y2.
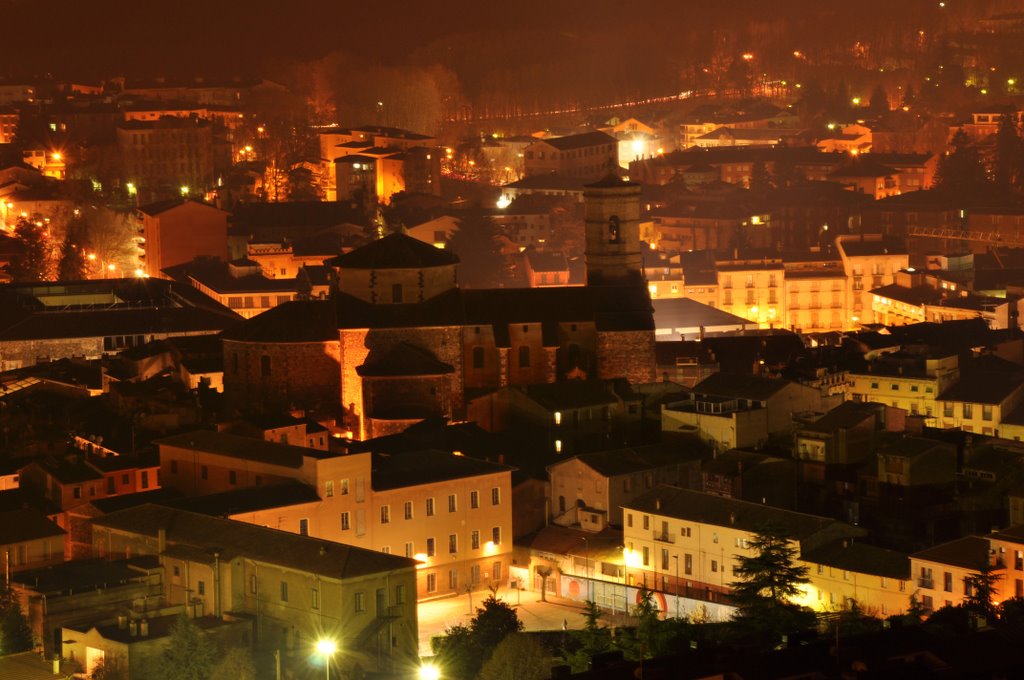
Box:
221 176 657 440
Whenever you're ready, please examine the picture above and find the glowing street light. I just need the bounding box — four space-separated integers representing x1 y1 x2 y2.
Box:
126 182 137 196
180 185 190 197
419 663 441 680
316 639 337 680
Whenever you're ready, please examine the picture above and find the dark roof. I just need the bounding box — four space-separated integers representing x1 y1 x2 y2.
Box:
80 613 239 644
137 198 220 217
569 443 702 477
939 371 1024 405
89 488 184 514
521 380 622 410
33 456 103 484
525 250 569 273
229 201 364 232
624 485 854 541
326 232 459 269
221 299 337 343
801 540 910 579
912 535 991 571
828 158 897 178
652 297 754 331
869 284 942 306
370 449 511 491
164 259 298 294
0 507 65 544
838 239 908 257
692 372 793 400
335 288 467 329
154 429 331 468
357 342 454 377
503 174 589 191
533 130 617 151
800 401 881 434
162 481 321 516
92 504 416 579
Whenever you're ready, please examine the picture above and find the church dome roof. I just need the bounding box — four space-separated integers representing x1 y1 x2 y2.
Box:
325 232 459 270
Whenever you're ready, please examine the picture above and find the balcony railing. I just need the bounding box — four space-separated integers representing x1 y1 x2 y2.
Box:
653 531 675 544
918 577 934 589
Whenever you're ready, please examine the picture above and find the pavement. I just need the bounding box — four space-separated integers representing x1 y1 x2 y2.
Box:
417 587 589 656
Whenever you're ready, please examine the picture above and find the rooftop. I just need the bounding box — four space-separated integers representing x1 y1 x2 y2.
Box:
325 232 459 270
370 449 511 491
154 429 333 468
912 535 992 571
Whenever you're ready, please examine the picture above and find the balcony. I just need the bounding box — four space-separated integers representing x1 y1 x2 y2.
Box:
653 531 675 544
918 577 934 589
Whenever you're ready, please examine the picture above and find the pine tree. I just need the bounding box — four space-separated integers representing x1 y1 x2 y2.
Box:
729 523 815 644
58 216 91 281
869 84 890 117
934 129 990 201
564 600 611 671
993 113 1023 190
964 562 1002 623
0 581 33 654
153 613 216 680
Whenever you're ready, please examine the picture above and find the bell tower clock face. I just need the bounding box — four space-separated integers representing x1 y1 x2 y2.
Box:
608 215 620 244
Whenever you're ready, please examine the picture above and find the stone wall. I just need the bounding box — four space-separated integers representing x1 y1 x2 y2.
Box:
595 330 656 384
223 339 341 413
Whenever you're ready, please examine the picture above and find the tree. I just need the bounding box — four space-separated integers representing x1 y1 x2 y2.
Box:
471 595 524 652
476 634 550 680
153 613 216 680
749 160 772 195
58 215 91 281
431 624 477 680
728 523 815 643
90 654 128 680
964 563 1002 624
868 84 890 117
536 566 553 603
446 209 506 289
620 587 667 661
0 581 33 654
211 645 256 680
934 129 990 201
564 600 611 672
8 217 55 282
993 113 1023 190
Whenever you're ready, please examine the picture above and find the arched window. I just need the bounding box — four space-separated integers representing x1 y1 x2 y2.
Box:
518 346 530 368
472 346 485 369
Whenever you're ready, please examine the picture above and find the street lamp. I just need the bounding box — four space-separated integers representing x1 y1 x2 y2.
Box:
419 663 441 680
577 535 590 601
315 638 337 680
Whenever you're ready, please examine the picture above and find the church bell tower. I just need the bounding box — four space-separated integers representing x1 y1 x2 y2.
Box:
583 175 644 286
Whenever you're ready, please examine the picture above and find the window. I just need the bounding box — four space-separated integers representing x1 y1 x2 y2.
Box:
983 405 993 421
492 526 501 544
626 513 633 528
448 494 457 512
355 591 365 612
196 580 205 596
280 581 289 602
470 564 480 584
341 512 350 531
642 547 650 566
405 542 414 558
449 570 459 590
943 572 952 592
427 538 436 557
312 588 319 610
472 347 484 369
396 584 406 604
141 471 149 489
426 498 435 516
392 283 403 303
250 575 257 594
518 346 530 368
260 355 271 377
963 403 973 419
299 518 309 536
404 501 413 520
340 479 349 495
470 490 479 509
493 561 502 581
380 505 390 524
642 515 650 530
325 481 334 497
426 573 437 592
491 487 500 505
472 530 480 549
684 554 692 575
711 560 718 573
449 534 458 554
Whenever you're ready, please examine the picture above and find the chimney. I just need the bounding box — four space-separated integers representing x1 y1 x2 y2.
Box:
729 512 736 526
129 620 138 637
655 498 661 511
139 619 149 637
117 614 127 630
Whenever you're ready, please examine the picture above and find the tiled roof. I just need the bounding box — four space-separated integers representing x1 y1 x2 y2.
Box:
154 429 331 467
912 535 991 571
0 507 65 544
532 130 617 151
326 232 459 269
370 449 511 491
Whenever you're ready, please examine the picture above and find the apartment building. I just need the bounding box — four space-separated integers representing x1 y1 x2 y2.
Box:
836 236 909 324
716 258 785 328
846 353 960 424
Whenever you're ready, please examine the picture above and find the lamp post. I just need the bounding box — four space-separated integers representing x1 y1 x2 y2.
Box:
419 663 441 680
315 639 336 680
578 535 590 601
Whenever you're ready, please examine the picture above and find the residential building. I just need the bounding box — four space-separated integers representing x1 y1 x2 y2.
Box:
716 257 786 328
138 199 229 277
846 353 959 423
154 430 513 600
836 236 910 324
91 504 419 675
163 257 300 319
523 131 618 180
0 505 65 574
117 116 214 200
